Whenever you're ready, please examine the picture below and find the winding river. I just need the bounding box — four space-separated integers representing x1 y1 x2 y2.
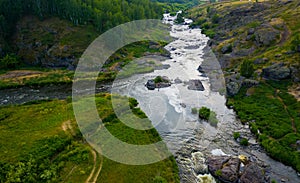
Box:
0 12 299 183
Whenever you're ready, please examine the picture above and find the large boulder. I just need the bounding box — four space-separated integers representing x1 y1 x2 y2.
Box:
240 163 264 183
208 156 240 183
262 63 291 80
254 26 280 46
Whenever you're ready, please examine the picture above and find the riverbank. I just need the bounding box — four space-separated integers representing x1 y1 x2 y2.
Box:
188 0 300 181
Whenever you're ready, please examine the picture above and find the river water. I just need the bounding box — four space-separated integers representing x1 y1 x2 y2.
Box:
111 13 300 183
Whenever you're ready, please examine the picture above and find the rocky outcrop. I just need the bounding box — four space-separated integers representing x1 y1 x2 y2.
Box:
262 62 291 80
208 156 264 183
290 64 300 82
208 156 240 183
240 163 264 183
254 25 280 47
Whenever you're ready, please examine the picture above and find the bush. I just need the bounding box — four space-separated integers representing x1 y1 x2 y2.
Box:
291 35 300 51
154 76 163 83
233 132 241 140
212 14 220 24
0 54 20 69
240 60 254 78
199 107 210 120
153 176 168 183
240 138 249 146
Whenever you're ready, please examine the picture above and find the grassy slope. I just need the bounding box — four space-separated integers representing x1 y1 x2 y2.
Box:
189 0 300 172
0 94 179 182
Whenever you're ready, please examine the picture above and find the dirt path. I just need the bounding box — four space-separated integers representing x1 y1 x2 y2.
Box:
85 149 103 183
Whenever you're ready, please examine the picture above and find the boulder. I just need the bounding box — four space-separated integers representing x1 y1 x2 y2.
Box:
247 28 255 35
221 44 233 54
254 27 280 46
226 81 240 96
242 79 259 88
297 45 300 52
208 156 240 183
240 163 264 183
262 63 291 80
187 80 205 91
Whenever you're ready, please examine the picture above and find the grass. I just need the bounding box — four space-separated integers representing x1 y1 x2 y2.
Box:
228 80 300 171
0 94 179 182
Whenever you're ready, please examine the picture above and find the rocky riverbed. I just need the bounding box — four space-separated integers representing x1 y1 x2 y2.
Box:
111 12 300 183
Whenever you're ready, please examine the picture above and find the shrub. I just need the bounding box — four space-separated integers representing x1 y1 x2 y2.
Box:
212 14 220 24
154 76 163 83
233 132 241 140
215 169 222 177
240 138 249 146
199 107 210 120
240 60 254 78
0 54 20 69
291 35 300 51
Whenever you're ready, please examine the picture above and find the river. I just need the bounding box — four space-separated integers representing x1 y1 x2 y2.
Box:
0 12 299 183
110 13 300 183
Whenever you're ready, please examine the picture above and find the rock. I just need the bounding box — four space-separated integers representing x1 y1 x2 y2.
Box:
197 65 205 73
145 80 155 90
254 26 280 46
240 163 264 183
174 78 183 84
208 156 240 183
297 45 300 52
226 81 240 96
187 80 205 91
262 63 291 80
221 44 232 54
290 65 300 82
275 54 282 58
247 28 255 35
242 79 259 87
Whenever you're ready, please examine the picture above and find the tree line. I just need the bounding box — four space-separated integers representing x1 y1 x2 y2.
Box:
0 0 163 41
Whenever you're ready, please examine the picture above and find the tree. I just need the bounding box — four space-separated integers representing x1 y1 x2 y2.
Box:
240 60 254 78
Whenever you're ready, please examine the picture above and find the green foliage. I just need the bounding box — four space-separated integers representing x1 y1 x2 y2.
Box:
0 0 163 40
233 132 241 140
0 94 180 182
154 76 163 83
153 176 168 183
240 60 254 78
212 14 220 24
215 169 222 177
229 81 300 172
291 35 300 51
240 138 249 146
0 54 20 69
175 12 185 24
199 107 210 120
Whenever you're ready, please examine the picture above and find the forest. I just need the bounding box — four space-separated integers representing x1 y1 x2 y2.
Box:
0 0 163 45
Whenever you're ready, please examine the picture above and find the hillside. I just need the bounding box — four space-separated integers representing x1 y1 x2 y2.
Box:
189 0 300 172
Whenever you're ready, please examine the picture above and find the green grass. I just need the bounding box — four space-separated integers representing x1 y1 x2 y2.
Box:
0 94 179 182
228 80 300 171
